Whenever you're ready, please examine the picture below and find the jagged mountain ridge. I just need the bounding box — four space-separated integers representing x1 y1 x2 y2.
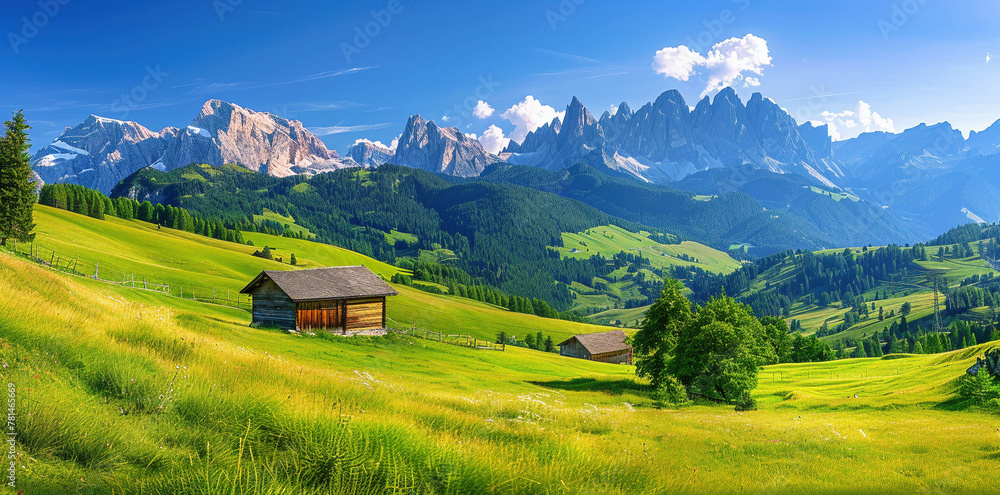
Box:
31 100 352 194
498 88 844 188
390 115 499 177
346 139 394 168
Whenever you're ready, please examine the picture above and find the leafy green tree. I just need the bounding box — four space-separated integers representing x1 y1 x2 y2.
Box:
850 343 867 358
668 295 773 404
496 331 507 346
924 334 941 354
632 279 691 389
535 331 544 350
544 335 554 352
760 316 792 363
252 246 274 260
290 253 297 266
0 110 36 246
523 332 536 349
900 302 912 317
653 375 688 408
959 368 1000 406
869 338 884 357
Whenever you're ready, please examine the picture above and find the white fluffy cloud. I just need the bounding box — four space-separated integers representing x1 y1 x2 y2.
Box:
478 125 511 155
652 34 772 97
816 101 895 141
352 138 391 150
351 135 400 151
472 100 495 119
501 96 565 143
651 45 705 81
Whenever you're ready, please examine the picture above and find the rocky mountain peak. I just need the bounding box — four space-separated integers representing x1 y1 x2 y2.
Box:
392 114 498 177
32 100 350 193
347 139 394 168
559 96 604 146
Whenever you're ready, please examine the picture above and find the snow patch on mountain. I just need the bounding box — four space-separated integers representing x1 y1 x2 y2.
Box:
962 207 986 224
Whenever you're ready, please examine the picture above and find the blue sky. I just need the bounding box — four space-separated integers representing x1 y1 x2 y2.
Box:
3 0 999 154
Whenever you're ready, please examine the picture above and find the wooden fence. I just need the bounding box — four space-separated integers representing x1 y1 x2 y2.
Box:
387 318 504 351
3 239 251 312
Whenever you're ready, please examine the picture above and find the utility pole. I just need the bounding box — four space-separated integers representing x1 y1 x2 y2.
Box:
926 271 945 332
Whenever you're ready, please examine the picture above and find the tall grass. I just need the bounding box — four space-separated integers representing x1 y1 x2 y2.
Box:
3 231 1000 493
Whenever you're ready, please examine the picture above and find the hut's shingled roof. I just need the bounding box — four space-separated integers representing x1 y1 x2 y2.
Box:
558 330 631 355
240 266 398 301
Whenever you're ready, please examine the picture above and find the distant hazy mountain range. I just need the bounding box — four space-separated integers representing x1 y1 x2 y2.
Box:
30 88 1000 247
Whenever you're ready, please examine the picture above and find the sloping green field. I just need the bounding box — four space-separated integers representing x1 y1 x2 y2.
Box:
1 207 998 494
22 205 616 344
553 224 742 275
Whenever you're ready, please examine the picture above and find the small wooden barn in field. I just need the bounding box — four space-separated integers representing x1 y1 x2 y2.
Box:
558 330 633 365
240 266 398 333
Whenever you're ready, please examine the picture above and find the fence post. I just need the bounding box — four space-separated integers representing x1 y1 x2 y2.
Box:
11 240 14 253
131 273 135 288
214 287 217 301
143 277 147 290
94 261 99 279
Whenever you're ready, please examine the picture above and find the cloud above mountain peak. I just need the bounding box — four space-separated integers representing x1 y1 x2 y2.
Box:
653 34 772 97
501 96 565 143
817 101 895 140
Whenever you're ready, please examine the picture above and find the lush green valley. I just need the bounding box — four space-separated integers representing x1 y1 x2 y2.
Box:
2 205 1000 494
111 163 665 313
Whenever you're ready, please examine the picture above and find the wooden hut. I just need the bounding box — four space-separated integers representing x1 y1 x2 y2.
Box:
239 266 398 333
557 330 633 364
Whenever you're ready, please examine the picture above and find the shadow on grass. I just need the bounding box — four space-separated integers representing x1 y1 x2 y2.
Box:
528 378 651 396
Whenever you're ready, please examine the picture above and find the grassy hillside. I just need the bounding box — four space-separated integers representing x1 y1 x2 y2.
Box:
551 224 741 274
713 242 999 346
3 237 999 494
23 205 615 343
550 225 741 317
111 163 659 311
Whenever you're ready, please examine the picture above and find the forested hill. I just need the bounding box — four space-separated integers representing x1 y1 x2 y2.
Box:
929 221 1000 247
110 163 654 310
476 163 929 255
686 245 928 316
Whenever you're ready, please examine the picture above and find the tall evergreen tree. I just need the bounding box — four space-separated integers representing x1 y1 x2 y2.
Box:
0 110 35 246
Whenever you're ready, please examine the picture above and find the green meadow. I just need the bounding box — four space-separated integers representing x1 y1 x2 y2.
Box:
1 206 998 494
553 224 742 275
